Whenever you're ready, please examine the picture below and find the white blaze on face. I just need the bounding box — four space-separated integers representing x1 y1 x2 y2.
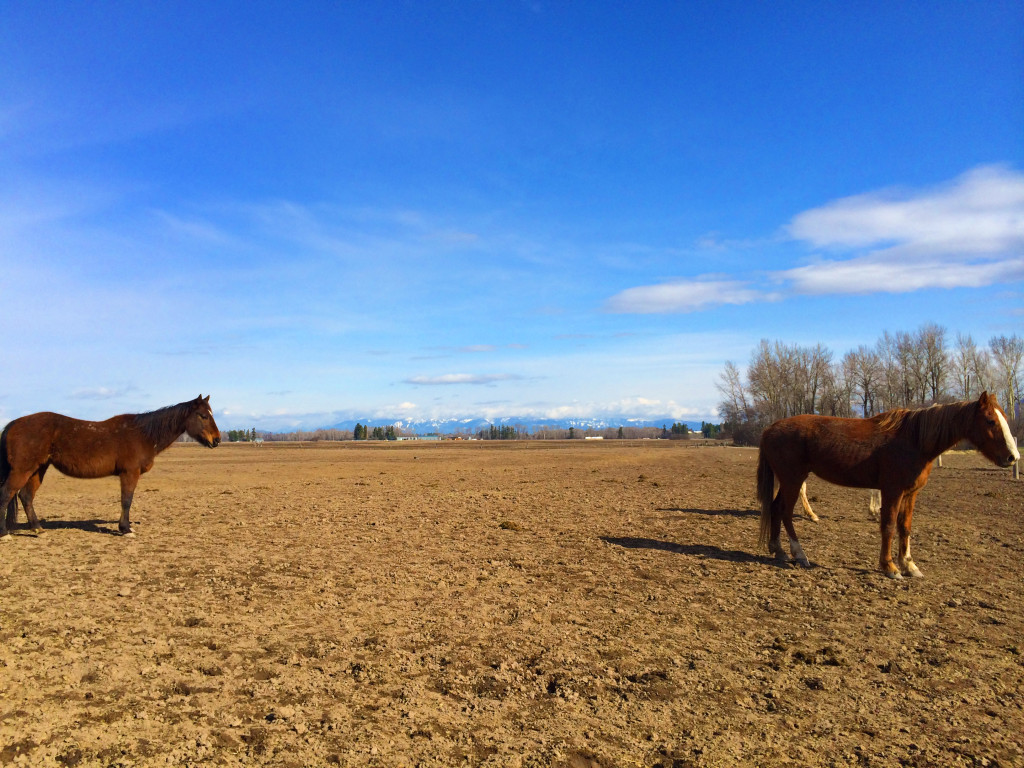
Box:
996 410 1021 462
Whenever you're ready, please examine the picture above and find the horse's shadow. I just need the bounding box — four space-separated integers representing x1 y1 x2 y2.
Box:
656 507 758 519
9 519 121 536
601 535 772 566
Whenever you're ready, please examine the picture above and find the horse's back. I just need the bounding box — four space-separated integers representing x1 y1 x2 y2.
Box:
761 414 885 488
5 412 139 479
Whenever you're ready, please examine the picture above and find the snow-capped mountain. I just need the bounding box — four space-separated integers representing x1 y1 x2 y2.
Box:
326 415 705 435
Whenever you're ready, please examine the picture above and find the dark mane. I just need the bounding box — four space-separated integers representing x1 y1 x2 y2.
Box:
876 400 977 457
133 401 194 446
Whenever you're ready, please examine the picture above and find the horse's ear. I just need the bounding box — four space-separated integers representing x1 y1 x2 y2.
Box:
978 391 990 405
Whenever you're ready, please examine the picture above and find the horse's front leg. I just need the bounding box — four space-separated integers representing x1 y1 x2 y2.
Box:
897 492 923 578
878 493 903 578
118 470 140 536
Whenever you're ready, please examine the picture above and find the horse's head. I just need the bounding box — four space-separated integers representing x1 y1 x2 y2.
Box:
185 395 221 448
968 392 1020 468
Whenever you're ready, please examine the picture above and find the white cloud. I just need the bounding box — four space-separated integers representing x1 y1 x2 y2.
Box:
70 386 139 401
404 373 523 386
783 255 1024 295
780 164 1024 295
787 165 1024 254
605 278 763 314
607 165 1024 312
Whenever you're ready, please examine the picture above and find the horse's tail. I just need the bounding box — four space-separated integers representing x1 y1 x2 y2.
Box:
0 423 10 489
756 447 775 551
0 423 15 524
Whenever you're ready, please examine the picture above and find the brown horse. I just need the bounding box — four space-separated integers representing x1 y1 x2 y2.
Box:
1 395 220 539
756 392 1019 578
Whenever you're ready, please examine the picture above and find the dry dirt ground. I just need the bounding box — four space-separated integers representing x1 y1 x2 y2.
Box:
1 441 1022 768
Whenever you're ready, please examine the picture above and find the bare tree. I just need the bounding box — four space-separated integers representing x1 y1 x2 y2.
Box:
989 334 1024 430
746 340 789 424
818 358 852 417
876 331 903 411
919 323 949 402
843 345 882 416
950 333 991 400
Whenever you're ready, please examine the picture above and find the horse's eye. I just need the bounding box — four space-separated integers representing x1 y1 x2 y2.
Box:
986 418 996 426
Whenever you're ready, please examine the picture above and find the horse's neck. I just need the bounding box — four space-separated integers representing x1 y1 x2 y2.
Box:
903 401 974 461
135 407 189 453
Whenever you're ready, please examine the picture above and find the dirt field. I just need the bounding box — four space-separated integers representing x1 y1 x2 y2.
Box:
1 441 1022 767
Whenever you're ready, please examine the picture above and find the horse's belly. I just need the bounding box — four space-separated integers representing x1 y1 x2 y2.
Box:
52 461 114 480
807 449 877 489
51 443 119 479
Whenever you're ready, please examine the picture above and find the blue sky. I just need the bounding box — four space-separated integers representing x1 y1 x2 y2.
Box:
2 1 1022 431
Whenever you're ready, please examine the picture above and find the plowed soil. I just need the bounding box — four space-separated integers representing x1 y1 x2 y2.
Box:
1 441 1022 767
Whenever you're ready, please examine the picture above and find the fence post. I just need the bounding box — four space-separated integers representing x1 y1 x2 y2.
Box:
1014 461 1020 481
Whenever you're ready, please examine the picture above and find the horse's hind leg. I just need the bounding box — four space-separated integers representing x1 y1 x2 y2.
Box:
0 471 34 540
771 482 810 567
782 493 810 567
869 489 881 519
4 496 16 535
19 469 46 534
799 481 819 522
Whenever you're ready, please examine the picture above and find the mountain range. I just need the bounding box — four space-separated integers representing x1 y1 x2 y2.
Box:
325 416 706 436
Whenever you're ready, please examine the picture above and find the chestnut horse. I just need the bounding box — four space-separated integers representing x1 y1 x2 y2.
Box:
757 392 1019 578
1 395 220 539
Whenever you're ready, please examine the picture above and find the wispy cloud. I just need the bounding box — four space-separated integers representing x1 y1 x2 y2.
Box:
605 278 764 314
781 164 1024 294
787 165 1024 253
781 255 1024 295
404 373 523 386
607 165 1024 312
70 385 138 401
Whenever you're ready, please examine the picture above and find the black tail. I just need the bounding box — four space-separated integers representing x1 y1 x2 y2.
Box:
756 448 775 551
0 424 16 528
0 423 10 489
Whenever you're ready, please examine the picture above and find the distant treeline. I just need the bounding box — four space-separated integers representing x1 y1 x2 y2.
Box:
216 421 725 443
475 422 721 440
718 324 1023 446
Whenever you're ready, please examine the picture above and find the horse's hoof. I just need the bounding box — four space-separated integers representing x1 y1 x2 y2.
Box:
121 530 136 538
884 570 904 580
32 528 43 536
